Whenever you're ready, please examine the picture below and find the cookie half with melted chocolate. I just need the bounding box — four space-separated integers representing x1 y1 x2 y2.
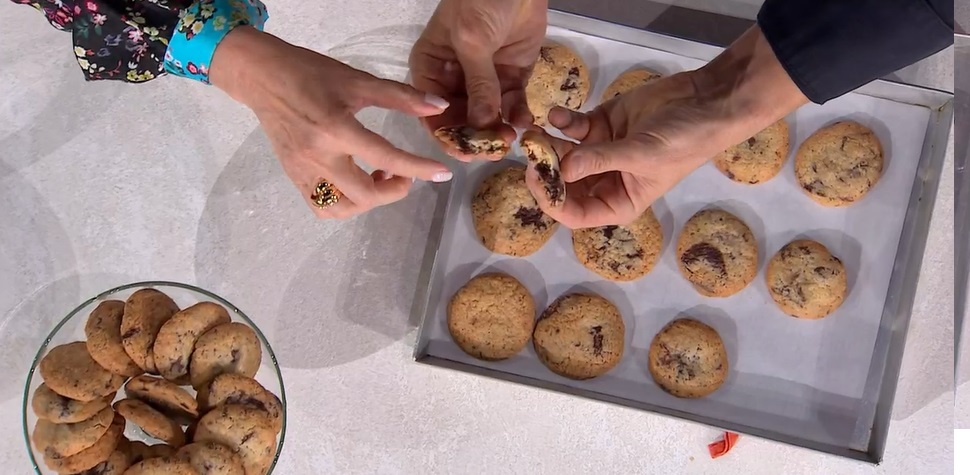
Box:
520 130 566 208
434 126 510 158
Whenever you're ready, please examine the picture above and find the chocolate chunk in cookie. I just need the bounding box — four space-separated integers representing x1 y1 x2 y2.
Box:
533 293 625 380
31 382 114 424
471 166 558 256
526 42 590 125
434 126 509 157
676 209 758 297
766 239 847 319
520 130 566 207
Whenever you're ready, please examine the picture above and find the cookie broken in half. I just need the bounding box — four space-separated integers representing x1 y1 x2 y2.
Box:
519 130 566 208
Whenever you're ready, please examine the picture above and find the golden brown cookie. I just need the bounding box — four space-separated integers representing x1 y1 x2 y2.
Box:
676 209 758 297
125 375 199 424
31 383 113 424
526 41 590 125
71 441 131 475
600 67 663 101
153 301 232 383
713 119 790 184
33 406 114 458
189 322 262 389
122 456 197 475
194 404 277 475
447 273 536 361
197 373 284 434
113 399 186 448
471 166 558 257
572 208 663 281
795 120 884 207
433 126 509 158
85 300 144 377
42 414 126 474
520 130 566 207
766 239 848 319
127 441 177 465
648 318 728 398
121 288 180 374
177 441 246 475
39 341 126 402
533 293 625 380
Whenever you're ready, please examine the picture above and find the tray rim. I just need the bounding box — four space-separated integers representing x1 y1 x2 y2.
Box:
409 9 954 465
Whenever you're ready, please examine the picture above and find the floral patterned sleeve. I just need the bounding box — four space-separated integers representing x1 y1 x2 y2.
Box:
10 0 267 84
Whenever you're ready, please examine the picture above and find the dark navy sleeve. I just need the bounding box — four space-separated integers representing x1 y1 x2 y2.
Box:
758 0 954 103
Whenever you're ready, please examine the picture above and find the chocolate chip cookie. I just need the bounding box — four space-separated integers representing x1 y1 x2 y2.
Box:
128 441 177 464
121 288 180 374
189 322 262 389
520 130 566 208
113 398 186 448
176 441 246 475
600 67 663 101
795 120 885 207
153 301 232 383
72 439 130 475
194 404 277 475
434 126 509 158
526 41 590 125
39 341 126 402
533 293 625 380
31 382 113 424
471 166 558 257
648 318 728 398
713 119 790 184
197 373 284 434
42 414 126 474
676 209 758 297
32 405 114 458
572 207 663 281
125 374 199 424
766 239 848 319
447 273 536 361
122 456 197 475
85 299 144 377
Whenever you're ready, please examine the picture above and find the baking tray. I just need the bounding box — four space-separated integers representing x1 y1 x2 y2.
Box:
410 11 952 464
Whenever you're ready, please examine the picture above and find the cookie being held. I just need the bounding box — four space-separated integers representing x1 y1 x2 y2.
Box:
713 119 790 184
572 207 663 281
121 288 180 374
189 322 262 389
601 67 663 101
85 299 144 377
39 341 126 402
648 318 728 398
533 293 625 379
526 41 590 125
676 209 758 297
434 126 509 159
766 239 847 319
520 130 566 208
447 273 535 361
471 166 558 257
153 301 231 383
795 120 884 207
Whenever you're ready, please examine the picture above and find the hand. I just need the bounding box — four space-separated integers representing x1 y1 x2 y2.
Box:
209 27 454 219
409 0 547 161
537 25 808 228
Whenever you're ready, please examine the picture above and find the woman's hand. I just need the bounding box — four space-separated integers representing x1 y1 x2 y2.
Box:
409 0 547 161
209 27 454 219
538 25 808 229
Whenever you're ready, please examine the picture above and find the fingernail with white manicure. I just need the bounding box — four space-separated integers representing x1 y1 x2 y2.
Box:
424 93 450 110
432 171 453 182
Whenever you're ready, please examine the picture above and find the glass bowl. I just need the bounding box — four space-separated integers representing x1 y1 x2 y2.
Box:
22 281 286 474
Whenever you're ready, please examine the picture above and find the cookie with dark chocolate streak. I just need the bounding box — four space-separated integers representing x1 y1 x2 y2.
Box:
525 41 590 126
520 130 566 207
471 166 558 256
648 318 728 398
766 239 847 319
675 209 758 297
532 293 624 380
572 207 663 281
433 126 509 158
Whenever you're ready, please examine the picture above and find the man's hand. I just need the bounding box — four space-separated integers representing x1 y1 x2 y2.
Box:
409 0 547 161
210 27 454 219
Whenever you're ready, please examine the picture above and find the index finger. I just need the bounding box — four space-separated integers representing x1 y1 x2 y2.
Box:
338 122 453 182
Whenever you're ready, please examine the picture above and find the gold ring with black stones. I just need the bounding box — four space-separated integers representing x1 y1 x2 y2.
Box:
310 180 341 208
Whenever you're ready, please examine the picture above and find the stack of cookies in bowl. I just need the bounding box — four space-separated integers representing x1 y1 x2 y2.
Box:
28 286 283 475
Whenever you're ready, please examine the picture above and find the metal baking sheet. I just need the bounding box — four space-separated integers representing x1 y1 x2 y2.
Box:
410 11 952 463
955 35 969 383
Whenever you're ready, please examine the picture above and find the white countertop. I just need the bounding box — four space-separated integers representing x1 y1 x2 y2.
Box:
0 1 955 473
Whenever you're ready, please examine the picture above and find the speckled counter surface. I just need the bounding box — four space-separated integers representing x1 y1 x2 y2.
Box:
0 1 954 473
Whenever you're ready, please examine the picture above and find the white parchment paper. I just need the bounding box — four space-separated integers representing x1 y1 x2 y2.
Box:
423 26 932 451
